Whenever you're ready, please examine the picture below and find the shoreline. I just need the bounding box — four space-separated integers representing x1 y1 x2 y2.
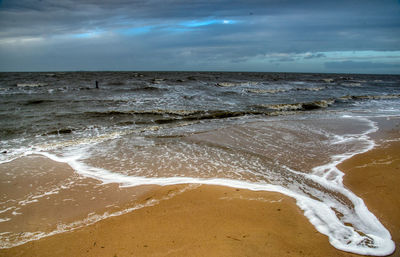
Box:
0 184 361 257
0 118 399 256
339 117 400 257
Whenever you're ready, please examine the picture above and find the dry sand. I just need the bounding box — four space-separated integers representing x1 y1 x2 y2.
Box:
0 118 399 257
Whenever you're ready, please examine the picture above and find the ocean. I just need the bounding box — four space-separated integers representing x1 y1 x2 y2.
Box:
0 71 399 255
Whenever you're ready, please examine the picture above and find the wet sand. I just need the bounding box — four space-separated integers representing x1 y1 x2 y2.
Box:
339 117 400 257
0 155 158 246
0 184 361 257
0 118 399 257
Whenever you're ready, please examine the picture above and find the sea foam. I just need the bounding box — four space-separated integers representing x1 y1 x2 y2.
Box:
32 115 395 256
0 114 396 255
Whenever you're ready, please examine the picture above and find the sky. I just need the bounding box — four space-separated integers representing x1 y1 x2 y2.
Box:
0 0 399 74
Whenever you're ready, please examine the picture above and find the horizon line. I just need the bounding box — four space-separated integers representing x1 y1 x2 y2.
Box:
0 70 399 76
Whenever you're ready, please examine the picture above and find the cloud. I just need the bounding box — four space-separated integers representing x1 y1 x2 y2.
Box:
0 0 399 72
324 61 400 70
304 53 326 59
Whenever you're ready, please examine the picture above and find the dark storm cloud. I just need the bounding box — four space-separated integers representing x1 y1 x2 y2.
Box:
0 0 399 72
2 0 399 41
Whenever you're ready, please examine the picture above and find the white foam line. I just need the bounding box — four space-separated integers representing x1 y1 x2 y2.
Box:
0 150 34 165
31 149 395 256
300 171 394 253
0 184 195 249
16 182 74 208
0 207 15 214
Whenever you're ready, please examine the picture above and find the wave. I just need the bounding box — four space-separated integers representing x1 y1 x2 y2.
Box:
84 109 265 123
246 88 288 94
341 82 362 87
151 78 166 84
23 99 54 105
294 87 326 92
16 83 47 88
215 81 260 87
340 94 400 101
85 109 204 117
261 94 400 112
79 94 398 124
246 87 325 94
259 99 335 112
79 103 341 126
108 85 168 93
45 128 74 135
129 86 168 92
6 94 400 141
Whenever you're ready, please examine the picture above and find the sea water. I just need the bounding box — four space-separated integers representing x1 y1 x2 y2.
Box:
0 72 399 255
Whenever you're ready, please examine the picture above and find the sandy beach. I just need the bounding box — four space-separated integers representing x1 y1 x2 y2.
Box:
0 117 399 257
0 0 399 251
339 117 400 257
0 185 360 257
